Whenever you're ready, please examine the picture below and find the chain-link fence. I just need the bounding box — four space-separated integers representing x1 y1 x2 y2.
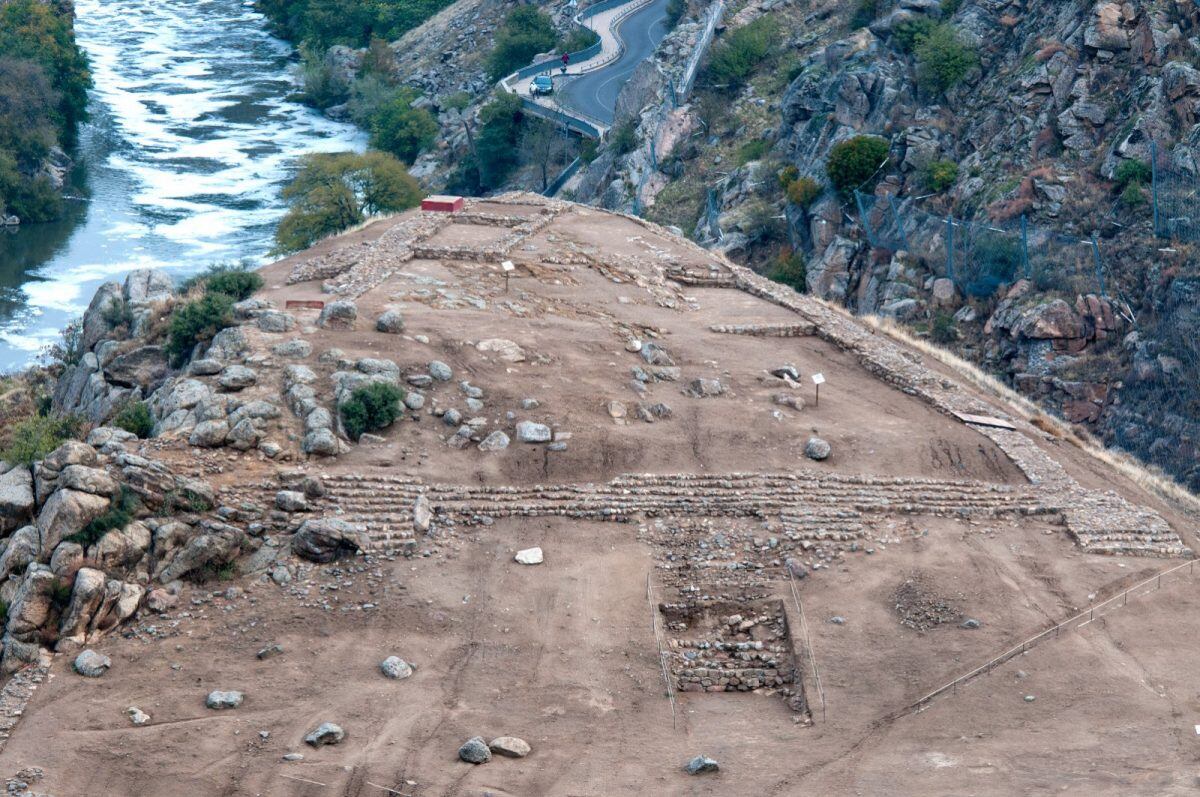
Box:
1152 140 1200 242
855 191 1107 299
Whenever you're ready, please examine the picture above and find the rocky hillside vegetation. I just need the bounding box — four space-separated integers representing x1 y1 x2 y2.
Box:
590 0 1200 493
0 0 91 226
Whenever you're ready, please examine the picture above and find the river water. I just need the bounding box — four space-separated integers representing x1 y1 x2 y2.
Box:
0 0 365 373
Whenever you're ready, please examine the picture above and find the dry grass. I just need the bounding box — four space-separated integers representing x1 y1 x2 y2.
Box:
857 314 1200 516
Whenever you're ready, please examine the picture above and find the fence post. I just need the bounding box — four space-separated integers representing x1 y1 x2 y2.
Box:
1020 214 1030 279
1091 234 1107 297
1151 140 1160 237
855 191 874 247
946 215 956 285
888 195 909 250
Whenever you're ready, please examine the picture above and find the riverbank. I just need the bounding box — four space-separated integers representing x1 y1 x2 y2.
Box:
0 0 364 373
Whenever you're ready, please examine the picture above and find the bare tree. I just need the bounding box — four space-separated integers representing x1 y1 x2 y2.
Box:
520 119 567 193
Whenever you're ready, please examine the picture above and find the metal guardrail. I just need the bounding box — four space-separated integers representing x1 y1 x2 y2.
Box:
509 0 642 82
544 155 583 196
677 0 724 98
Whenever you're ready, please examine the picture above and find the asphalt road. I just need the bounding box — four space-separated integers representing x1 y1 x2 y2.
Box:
559 0 672 126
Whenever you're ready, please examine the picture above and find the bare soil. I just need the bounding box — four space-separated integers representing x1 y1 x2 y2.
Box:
2 202 1198 795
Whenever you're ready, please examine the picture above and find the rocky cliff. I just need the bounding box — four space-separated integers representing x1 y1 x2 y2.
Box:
612 0 1200 492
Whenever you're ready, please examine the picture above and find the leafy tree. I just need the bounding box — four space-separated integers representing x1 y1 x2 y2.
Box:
486 7 557 81
768 249 807 293
369 92 438 164
914 24 977 93
257 0 457 49
448 92 524 195
275 151 423 252
891 17 936 52
706 17 777 88
826 135 890 195
520 118 567 192
0 0 90 145
341 382 404 440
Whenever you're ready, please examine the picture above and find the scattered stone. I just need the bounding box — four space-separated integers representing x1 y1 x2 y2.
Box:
272 339 313 358
829 616 846 625
428 360 453 381
380 656 414 680
275 490 309 512
302 429 340 457
685 755 719 775
73 649 111 678
282 753 304 762
206 690 244 710
304 722 346 746
318 300 357 329
1024 694 1036 703
488 736 531 758
606 401 627 421
292 518 368 562
189 420 230 448
804 437 831 461
219 365 258 391
476 338 525 362
640 342 675 366
514 547 543 565
684 378 724 398
258 310 296 333
127 707 150 726
458 736 492 764
257 644 284 660
515 421 551 443
375 309 405 333
961 618 981 629
479 431 510 451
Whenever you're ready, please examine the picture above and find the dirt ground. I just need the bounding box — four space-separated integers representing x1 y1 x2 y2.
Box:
2 201 1199 795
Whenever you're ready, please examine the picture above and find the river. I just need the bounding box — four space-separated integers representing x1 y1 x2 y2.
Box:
0 0 365 373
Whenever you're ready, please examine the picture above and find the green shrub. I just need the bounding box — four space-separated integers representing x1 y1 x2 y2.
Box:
341 382 405 440
166 292 234 365
561 27 600 54
777 165 799 187
1114 159 1151 189
369 93 438 164
914 24 978 93
204 268 264 301
666 0 688 27
930 311 957 343
707 16 777 88
113 401 154 438
941 0 964 15
67 485 139 548
49 578 72 611
850 0 881 28
785 176 823 207
923 159 959 192
1121 181 1147 207
100 298 134 331
297 45 349 109
736 139 768 165
964 237 1021 298
0 414 82 465
768 249 807 292
486 7 556 81
826 135 890 195
446 92 524 195
892 17 936 52
609 120 639 155
442 91 471 112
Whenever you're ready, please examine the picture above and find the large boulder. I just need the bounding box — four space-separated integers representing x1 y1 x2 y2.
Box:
104 345 169 390
88 521 152 571
123 269 173 306
35 489 111 557
57 465 119 497
292 518 368 563
0 526 40 580
318 300 357 329
0 466 34 531
56 567 107 651
156 521 244 583
80 282 123 353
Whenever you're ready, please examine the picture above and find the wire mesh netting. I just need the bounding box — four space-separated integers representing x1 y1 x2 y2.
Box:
855 191 1106 299
1152 141 1200 242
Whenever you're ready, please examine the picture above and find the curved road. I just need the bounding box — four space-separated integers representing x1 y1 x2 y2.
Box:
559 0 672 126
